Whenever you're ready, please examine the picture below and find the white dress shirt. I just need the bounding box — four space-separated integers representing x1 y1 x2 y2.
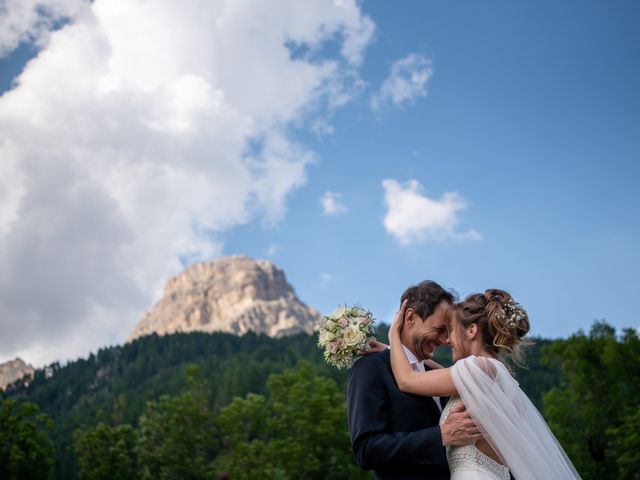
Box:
402 344 443 412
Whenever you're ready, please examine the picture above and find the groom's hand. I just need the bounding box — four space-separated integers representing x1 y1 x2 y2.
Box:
440 402 483 446
362 338 388 354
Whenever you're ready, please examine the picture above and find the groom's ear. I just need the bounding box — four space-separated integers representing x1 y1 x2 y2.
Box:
405 308 415 324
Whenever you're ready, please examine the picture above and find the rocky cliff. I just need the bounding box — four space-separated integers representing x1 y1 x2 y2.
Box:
128 256 321 341
0 357 35 390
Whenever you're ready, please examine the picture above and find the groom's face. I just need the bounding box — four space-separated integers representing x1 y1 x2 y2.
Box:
410 301 450 361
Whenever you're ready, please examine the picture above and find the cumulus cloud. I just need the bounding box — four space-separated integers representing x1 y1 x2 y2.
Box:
321 191 347 215
382 179 481 244
371 53 433 111
0 0 87 58
0 0 374 366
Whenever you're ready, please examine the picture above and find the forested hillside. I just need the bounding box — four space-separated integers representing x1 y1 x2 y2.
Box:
2 322 637 479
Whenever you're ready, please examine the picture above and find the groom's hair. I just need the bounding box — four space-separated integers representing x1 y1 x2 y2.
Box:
400 280 455 322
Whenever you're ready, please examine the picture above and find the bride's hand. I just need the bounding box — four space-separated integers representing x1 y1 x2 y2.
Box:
389 299 408 341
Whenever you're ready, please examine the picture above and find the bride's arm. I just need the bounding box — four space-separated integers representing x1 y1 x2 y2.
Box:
389 300 457 397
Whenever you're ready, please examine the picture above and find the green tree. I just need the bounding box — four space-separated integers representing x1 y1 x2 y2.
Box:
137 365 219 480
214 362 369 480
74 422 139 480
0 398 54 480
543 322 640 479
608 405 640 479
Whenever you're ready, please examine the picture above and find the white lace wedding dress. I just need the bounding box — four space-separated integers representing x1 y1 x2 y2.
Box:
441 397 510 479
439 356 581 480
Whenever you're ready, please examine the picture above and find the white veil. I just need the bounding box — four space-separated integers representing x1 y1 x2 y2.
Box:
450 356 581 480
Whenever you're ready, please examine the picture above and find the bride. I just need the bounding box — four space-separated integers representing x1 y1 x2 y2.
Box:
388 289 581 480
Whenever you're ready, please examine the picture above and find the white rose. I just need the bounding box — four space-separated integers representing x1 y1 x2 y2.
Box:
318 329 334 345
343 326 364 347
331 306 348 318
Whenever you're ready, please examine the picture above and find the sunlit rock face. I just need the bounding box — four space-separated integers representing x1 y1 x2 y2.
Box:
127 256 320 342
0 358 35 390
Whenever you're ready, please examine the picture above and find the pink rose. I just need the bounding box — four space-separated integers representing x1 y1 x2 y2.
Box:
338 317 349 328
329 341 341 354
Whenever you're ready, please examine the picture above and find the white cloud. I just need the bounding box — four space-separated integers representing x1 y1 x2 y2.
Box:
0 0 87 58
382 179 481 244
321 191 347 215
0 0 374 366
371 53 433 111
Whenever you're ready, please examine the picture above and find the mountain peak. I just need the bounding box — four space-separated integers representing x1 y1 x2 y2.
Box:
127 256 320 341
0 357 35 390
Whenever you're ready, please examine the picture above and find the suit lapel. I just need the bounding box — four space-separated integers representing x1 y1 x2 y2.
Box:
382 349 444 419
424 393 443 419
424 364 449 415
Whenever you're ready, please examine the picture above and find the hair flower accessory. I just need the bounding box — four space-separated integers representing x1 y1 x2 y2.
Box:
503 299 527 328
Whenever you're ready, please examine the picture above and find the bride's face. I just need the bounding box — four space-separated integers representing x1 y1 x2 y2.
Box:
447 318 469 362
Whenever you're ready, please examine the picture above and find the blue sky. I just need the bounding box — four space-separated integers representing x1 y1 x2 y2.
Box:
0 0 638 365
224 0 640 336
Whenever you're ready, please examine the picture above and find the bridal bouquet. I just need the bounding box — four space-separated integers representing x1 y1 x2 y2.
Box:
317 305 375 369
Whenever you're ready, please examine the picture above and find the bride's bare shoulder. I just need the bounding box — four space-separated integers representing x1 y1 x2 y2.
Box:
460 355 500 380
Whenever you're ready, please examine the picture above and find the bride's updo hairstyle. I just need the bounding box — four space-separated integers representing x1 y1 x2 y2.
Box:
452 289 531 364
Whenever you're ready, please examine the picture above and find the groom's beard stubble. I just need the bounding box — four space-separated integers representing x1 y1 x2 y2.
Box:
411 335 434 361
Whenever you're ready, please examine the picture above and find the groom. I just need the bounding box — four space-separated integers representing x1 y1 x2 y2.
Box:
347 280 482 479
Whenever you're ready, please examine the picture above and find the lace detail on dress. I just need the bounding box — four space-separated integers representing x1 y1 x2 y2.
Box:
441 398 510 480
447 445 510 480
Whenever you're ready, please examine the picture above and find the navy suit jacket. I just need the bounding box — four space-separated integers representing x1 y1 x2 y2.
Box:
347 349 450 480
